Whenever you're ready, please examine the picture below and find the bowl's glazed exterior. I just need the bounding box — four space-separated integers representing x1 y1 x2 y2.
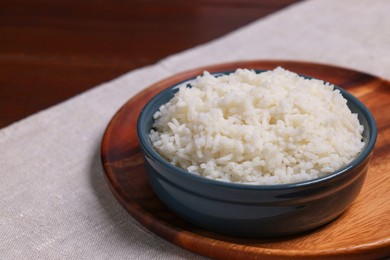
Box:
137 71 377 238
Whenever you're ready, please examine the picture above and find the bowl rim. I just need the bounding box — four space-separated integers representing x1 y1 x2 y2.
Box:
137 69 378 191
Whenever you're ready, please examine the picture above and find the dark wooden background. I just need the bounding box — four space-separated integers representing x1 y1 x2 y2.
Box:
0 0 301 128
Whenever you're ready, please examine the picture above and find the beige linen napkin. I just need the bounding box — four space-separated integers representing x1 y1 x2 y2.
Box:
1 0 390 259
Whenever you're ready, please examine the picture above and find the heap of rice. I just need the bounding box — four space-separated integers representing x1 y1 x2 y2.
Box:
149 67 365 184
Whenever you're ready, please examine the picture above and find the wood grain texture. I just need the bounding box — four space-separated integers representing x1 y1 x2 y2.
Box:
0 0 301 128
101 60 390 259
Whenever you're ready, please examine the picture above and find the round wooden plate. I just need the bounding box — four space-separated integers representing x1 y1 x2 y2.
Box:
101 61 390 259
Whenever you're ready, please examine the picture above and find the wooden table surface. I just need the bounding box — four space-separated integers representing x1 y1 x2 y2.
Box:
0 0 302 129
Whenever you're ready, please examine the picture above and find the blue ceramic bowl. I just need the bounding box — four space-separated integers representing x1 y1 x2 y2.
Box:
137 70 377 238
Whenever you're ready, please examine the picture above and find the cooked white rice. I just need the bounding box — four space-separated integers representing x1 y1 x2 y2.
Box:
149 67 365 184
